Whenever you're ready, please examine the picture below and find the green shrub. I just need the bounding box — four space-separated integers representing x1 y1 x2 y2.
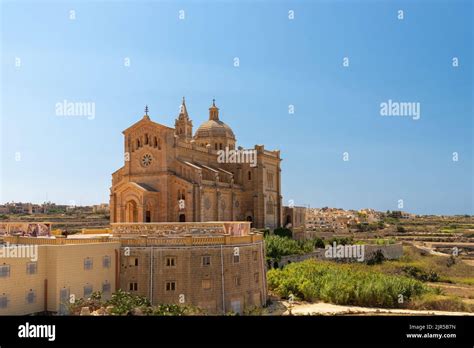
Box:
265 235 310 261
68 290 200 316
313 237 325 249
273 227 293 239
267 259 428 308
152 303 202 316
366 250 386 265
105 289 151 315
326 237 353 246
402 266 439 282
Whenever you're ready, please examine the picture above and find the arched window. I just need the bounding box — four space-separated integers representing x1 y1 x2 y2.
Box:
145 134 149 145
154 137 158 148
136 139 141 149
248 171 252 180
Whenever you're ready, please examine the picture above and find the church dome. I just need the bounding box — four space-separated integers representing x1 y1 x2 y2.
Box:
195 119 235 139
194 99 236 140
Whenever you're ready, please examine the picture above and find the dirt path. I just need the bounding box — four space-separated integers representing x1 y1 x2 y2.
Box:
275 301 474 316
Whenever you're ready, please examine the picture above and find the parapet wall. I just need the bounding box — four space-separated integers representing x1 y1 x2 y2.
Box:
111 221 251 237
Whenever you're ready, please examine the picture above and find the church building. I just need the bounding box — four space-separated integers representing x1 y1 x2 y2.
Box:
109 98 282 229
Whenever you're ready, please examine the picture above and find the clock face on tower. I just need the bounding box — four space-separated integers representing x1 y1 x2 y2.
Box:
141 154 153 167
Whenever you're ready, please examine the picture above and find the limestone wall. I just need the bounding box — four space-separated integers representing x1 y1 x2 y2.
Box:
275 243 403 267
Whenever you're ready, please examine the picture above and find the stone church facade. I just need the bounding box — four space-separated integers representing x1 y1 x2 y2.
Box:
110 98 282 229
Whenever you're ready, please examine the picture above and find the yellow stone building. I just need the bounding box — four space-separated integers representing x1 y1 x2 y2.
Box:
110 99 282 230
0 221 266 315
0 235 120 315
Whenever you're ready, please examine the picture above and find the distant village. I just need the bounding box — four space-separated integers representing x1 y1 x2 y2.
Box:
283 206 417 240
1 201 417 234
0 202 110 215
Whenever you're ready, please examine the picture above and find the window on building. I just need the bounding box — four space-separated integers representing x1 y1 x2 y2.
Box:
202 279 211 290
129 257 138 266
166 281 176 291
166 257 176 267
84 258 93 270
267 172 274 189
248 171 252 180
129 282 138 292
102 282 111 293
0 265 10 278
26 290 36 304
103 256 111 269
154 137 158 148
252 251 258 261
233 254 240 264
254 273 259 283
214 143 218 150
83 285 93 298
234 276 241 287
26 262 37 275
219 143 223 150
0 295 8 308
202 256 211 266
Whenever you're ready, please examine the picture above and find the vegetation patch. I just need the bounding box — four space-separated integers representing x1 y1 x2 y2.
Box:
68 290 202 316
267 259 428 308
402 266 440 282
265 235 313 262
409 294 473 312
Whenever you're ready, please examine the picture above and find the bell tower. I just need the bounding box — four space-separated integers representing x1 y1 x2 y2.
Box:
174 97 193 141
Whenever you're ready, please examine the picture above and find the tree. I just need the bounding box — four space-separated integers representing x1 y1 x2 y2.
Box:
313 237 325 249
397 225 406 233
366 250 385 265
265 235 308 261
273 227 293 239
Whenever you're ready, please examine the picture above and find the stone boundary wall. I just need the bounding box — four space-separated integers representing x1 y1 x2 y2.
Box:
111 221 251 237
276 243 403 267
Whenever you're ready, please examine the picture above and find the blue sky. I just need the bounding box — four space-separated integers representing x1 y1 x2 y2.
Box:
1 0 472 215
